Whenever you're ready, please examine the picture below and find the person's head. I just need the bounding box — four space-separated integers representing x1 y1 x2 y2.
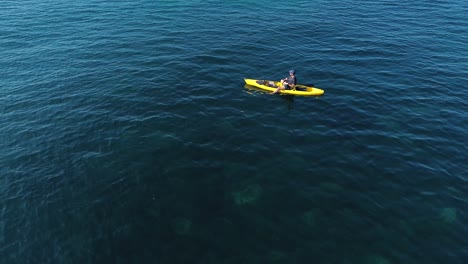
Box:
289 69 296 75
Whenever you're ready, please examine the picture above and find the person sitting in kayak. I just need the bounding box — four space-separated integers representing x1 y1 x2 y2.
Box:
272 70 297 94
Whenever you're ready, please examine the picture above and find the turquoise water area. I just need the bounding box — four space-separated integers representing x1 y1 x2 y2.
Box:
1 0 467 263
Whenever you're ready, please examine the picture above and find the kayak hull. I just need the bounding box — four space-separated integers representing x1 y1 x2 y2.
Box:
244 79 324 96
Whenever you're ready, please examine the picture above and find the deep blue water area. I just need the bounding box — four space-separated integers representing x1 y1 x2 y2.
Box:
1 0 467 263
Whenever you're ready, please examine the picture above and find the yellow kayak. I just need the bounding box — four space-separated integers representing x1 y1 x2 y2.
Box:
244 78 324 96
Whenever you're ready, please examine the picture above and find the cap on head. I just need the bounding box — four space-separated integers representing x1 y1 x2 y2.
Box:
289 69 296 75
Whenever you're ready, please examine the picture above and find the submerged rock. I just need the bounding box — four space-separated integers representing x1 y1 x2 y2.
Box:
267 251 288 263
440 207 457 224
319 182 343 193
232 184 263 206
172 217 192 235
365 254 391 264
302 210 317 227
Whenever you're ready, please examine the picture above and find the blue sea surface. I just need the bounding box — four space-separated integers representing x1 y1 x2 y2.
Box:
1 0 467 263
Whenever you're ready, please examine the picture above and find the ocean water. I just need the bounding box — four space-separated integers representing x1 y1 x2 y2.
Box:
1 0 467 263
